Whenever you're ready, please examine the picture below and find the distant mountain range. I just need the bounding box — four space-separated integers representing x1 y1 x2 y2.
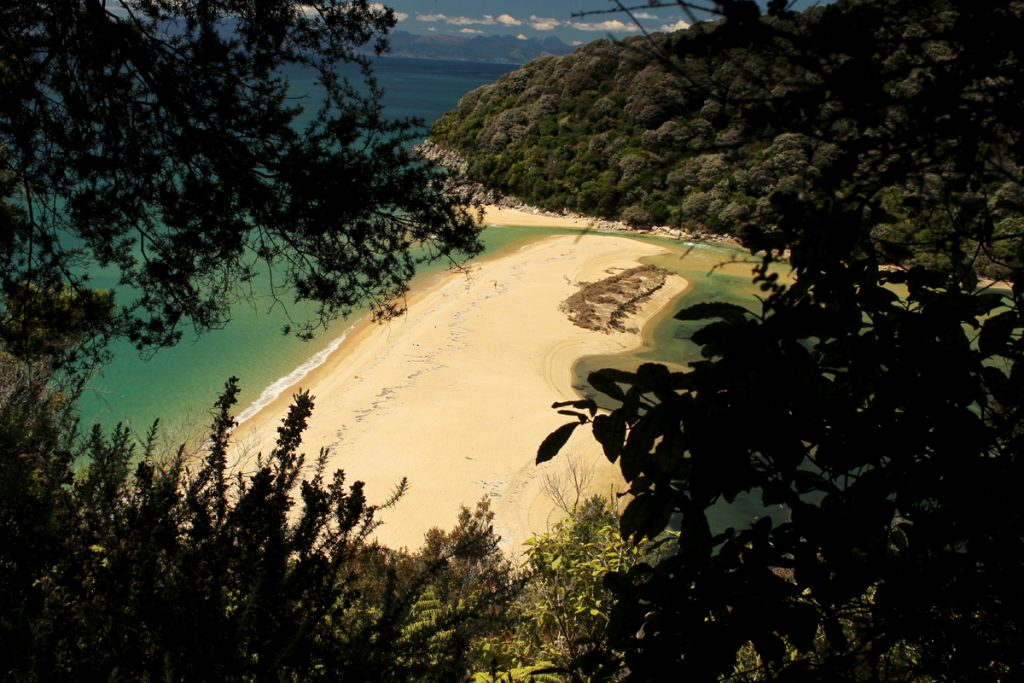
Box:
383 30 576 64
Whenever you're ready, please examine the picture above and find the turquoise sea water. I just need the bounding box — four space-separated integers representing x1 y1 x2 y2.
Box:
78 225 553 437
77 58 767 449
78 58 517 435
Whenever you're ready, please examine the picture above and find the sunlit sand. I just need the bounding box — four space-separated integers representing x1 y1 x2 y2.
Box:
233 233 688 555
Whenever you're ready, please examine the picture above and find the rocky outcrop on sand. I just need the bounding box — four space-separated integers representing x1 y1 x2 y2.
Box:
561 264 673 334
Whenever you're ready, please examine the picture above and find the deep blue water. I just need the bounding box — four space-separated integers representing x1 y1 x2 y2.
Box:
374 57 514 122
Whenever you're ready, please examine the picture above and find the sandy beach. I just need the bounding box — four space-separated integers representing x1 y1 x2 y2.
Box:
232 232 688 555
479 204 610 230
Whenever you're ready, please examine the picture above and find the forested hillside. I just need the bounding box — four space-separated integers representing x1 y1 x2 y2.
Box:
430 1 1023 277
430 32 710 228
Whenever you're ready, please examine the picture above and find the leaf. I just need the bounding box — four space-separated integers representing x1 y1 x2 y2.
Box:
979 310 1019 357
674 301 754 324
793 469 837 495
620 493 673 540
970 291 1009 317
782 603 821 653
753 632 786 666
536 422 581 464
620 411 659 481
690 319 734 349
588 368 634 402
982 365 1010 404
636 362 671 392
621 386 643 424
892 526 909 552
593 413 627 463
824 616 848 651
552 398 598 416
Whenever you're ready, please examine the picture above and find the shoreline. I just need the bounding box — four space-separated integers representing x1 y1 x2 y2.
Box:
478 202 746 249
227 204 742 446
415 139 744 247
231 232 689 556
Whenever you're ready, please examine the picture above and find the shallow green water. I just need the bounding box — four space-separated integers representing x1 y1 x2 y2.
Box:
573 235 767 384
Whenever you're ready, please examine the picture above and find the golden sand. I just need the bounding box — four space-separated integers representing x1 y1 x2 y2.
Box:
479 204 612 230
232 233 688 555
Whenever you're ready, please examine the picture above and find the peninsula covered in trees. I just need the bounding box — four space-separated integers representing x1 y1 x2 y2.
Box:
430 1 1023 278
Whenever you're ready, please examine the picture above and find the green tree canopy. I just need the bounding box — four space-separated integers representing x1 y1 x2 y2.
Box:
0 0 481 364
476 497 649 681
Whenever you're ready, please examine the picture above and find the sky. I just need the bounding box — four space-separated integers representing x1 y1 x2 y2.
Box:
381 1 828 44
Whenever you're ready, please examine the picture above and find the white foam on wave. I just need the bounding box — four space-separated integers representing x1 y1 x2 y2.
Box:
235 323 356 426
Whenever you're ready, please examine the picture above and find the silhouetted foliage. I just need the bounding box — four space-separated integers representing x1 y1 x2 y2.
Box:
0 0 482 365
542 0 1024 680
0 377 515 681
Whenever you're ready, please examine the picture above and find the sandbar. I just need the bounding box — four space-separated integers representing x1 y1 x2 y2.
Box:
232 233 688 555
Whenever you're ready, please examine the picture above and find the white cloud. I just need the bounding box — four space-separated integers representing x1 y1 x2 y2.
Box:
460 28 483 34
660 19 691 32
299 2 405 21
415 12 500 27
516 33 529 40
529 15 562 31
634 12 659 20
570 19 641 32
571 40 583 46
409 8 653 34
452 15 490 25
